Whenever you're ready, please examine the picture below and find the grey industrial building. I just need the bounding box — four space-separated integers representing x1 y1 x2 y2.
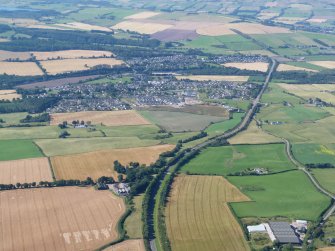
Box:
269 222 300 244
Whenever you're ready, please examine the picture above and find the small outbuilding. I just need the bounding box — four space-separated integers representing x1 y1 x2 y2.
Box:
247 224 266 233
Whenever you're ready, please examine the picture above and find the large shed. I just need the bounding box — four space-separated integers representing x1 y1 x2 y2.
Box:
269 222 300 244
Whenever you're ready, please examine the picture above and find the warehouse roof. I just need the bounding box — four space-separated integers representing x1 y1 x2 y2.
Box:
269 222 300 244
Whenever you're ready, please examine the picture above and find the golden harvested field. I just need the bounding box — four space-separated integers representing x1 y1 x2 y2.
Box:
308 61 335 69
176 75 249 82
277 64 318 72
104 239 145 251
278 83 335 103
0 50 32 61
125 11 160 19
317 248 335 251
196 24 235 36
0 89 21 100
229 121 282 145
0 157 53 184
223 62 269 72
40 58 124 75
55 22 113 32
0 187 125 251
308 18 327 23
51 110 150 126
51 145 174 181
0 62 43 76
0 17 39 26
112 21 173 34
274 17 306 24
166 175 250 251
32 50 113 61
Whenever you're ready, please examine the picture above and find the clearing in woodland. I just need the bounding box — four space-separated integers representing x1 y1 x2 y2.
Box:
50 110 150 126
51 145 174 181
0 187 125 251
0 157 53 184
166 175 250 251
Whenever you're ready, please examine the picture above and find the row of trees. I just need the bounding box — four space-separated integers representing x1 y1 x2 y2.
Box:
20 113 50 123
0 97 59 113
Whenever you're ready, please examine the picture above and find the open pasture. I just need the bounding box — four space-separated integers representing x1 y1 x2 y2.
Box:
99 124 159 138
0 126 60 140
139 110 224 132
261 82 303 104
124 11 160 19
166 175 250 251
35 137 160 156
0 90 21 101
0 157 53 184
151 29 198 41
0 139 43 161
40 58 124 75
312 169 335 194
229 171 331 221
308 61 335 69
51 110 150 127
51 144 174 180
112 21 172 34
277 64 318 72
223 62 269 72
292 143 335 165
205 112 244 136
0 61 43 76
104 239 145 251
278 84 335 104
0 187 125 251
182 143 295 176
32 50 113 61
0 50 32 61
176 75 249 82
228 121 282 145
55 22 113 32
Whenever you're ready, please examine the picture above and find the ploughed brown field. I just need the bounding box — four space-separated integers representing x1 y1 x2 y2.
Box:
104 239 145 251
0 157 53 184
0 187 125 251
50 110 151 126
51 145 175 181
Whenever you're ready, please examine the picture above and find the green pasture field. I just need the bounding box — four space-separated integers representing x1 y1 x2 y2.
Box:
258 104 330 123
229 170 330 221
292 143 335 165
139 110 224 132
98 124 159 138
272 47 307 57
261 83 303 104
304 55 335 61
312 169 335 194
0 112 28 125
181 143 295 175
205 112 244 136
284 61 327 71
35 137 161 156
0 126 60 140
124 195 144 239
0 139 44 161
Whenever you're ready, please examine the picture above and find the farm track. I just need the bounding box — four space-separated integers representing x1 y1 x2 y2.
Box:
149 59 277 251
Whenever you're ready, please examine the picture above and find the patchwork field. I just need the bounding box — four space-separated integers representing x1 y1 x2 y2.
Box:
112 21 173 34
0 90 21 101
51 110 150 126
229 171 331 221
35 137 160 156
223 62 269 72
176 75 249 82
40 58 124 75
278 84 335 104
0 187 125 251
0 139 44 161
166 175 250 251
205 112 244 136
276 64 318 72
0 157 53 184
139 110 224 132
104 239 145 251
32 50 113 61
312 169 335 194
125 11 160 19
0 126 60 140
56 22 113 32
0 62 43 76
0 50 32 61
51 145 174 180
151 29 198 41
228 121 282 145
308 61 335 69
182 143 295 176
292 143 335 165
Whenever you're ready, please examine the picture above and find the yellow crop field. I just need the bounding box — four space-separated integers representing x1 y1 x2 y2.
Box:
0 62 43 76
0 157 53 184
112 21 173 34
196 24 235 36
0 89 22 100
277 64 318 72
229 121 282 145
125 11 160 19
0 187 125 251
308 61 335 69
0 50 32 61
166 175 250 251
176 75 249 82
223 62 269 72
278 83 335 103
104 239 145 251
55 22 113 32
40 58 124 75
50 110 150 126
51 144 175 180
32 50 113 61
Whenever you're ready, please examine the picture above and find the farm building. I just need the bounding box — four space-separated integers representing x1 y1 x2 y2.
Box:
247 224 266 233
110 183 131 196
269 222 300 244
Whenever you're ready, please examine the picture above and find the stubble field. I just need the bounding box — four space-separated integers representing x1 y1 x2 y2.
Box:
104 239 145 251
175 75 249 82
0 187 125 251
32 50 113 60
223 62 269 72
0 90 21 101
0 62 43 76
